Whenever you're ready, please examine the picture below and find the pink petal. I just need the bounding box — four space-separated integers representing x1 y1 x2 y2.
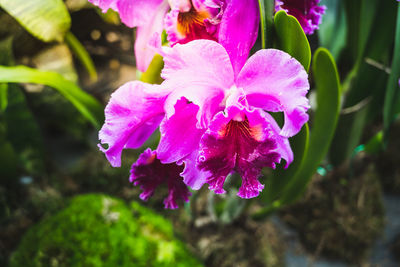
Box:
88 0 165 28
218 0 260 76
237 49 310 137
157 97 205 163
88 0 118 12
168 0 192 11
134 1 170 71
161 40 234 128
180 150 208 190
98 81 169 167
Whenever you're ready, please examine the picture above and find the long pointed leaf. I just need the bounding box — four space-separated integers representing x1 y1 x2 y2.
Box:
65 32 98 82
274 10 311 71
258 0 275 48
318 0 346 60
279 48 341 205
384 6 400 136
0 66 103 128
254 123 309 220
330 1 397 165
0 0 71 42
261 123 309 204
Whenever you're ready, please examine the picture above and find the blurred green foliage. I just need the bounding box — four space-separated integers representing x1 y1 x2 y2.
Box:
10 194 203 267
0 0 70 42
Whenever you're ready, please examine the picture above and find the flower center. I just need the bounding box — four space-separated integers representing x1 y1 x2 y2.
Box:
218 116 264 142
177 7 211 36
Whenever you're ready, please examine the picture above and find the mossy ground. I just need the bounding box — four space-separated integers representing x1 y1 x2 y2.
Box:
10 194 202 267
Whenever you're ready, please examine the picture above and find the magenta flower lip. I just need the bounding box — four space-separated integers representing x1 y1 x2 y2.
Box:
197 104 282 198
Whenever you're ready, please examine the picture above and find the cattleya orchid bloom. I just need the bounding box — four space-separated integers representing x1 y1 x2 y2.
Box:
276 0 326 35
99 40 310 208
88 0 259 74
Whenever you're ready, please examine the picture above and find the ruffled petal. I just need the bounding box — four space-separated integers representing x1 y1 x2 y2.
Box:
258 112 293 167
88 0 165 28
130 149 191 209
157 97 205 163
198 104 288 198
161 40 234 127
218 0 260 76
98 81 169 167
180 150 208 190
237 49 310 137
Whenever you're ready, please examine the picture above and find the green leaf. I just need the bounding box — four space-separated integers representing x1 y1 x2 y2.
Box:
260 123 309 204
0 0 71 42
364 131 383 154
0 36 14 112
279 48 341 205
0 84 7 112
356 0 379 62
0 141 18 180
0 66 103 128
5 85 45 175
329 106 369 165
274 10 311 71
0 36 14 66
342 0 379 67
254 123 309 220
65 32 98 82
140 54 164 84
383 6 400 137
258 0 275 48
318 0 346 60
330 1 397 165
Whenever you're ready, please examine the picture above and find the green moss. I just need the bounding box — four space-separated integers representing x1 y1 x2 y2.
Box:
10 194 202 267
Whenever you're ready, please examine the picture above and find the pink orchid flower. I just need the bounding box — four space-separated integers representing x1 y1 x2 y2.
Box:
99 40 310 208
88 0 259 74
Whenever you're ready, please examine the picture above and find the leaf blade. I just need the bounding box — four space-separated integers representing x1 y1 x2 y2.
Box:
274 10 311 71
0 0 71 42
0 66 103 128
383 6 400 136
279 48 341 205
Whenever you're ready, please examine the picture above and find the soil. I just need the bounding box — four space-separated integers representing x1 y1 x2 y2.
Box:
281 153 385 263
375 120 400 194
